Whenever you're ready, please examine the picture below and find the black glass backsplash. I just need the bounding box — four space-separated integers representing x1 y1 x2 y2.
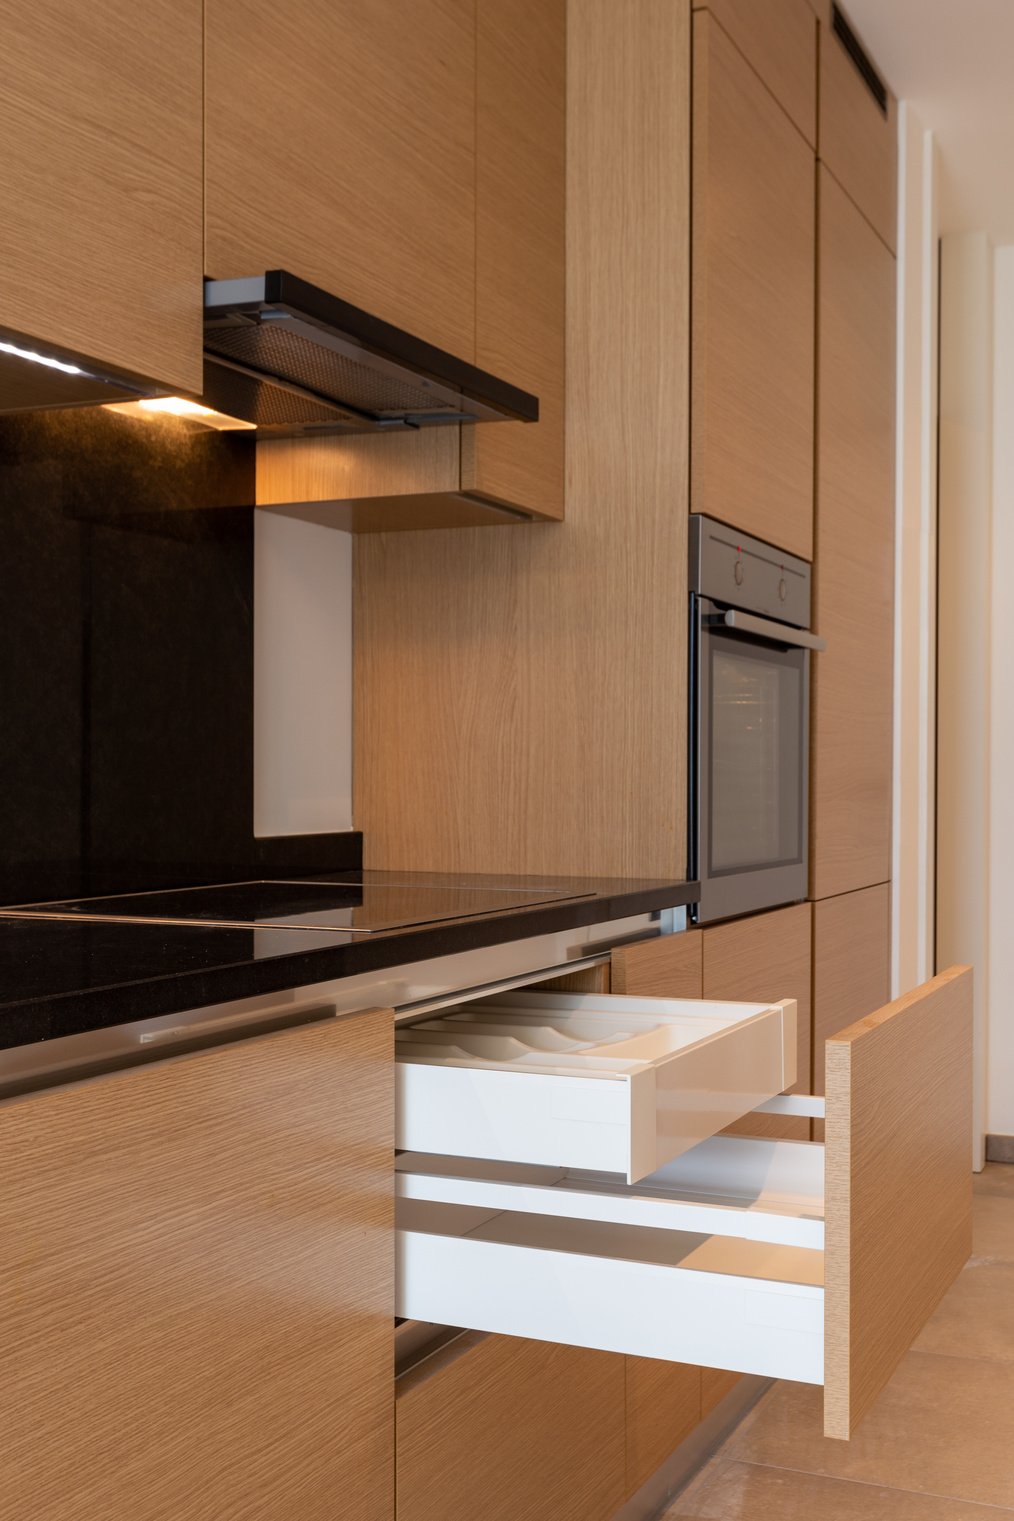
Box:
0 408 360 905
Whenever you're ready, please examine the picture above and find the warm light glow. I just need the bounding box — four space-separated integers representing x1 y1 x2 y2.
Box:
104 396 256 431
0 339 84 375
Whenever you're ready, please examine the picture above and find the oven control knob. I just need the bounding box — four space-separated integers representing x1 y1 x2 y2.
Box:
779 577 787 601
734 560 744 586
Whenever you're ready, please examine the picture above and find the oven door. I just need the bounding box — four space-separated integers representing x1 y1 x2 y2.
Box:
691 596 810 923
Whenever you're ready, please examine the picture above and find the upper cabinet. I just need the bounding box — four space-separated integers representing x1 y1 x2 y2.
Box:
0 0 203 395
209 0 565 526
691 9 816 561
460 0 566 521
811 167 895 899
693 0 816 145
816 0 898 252
205 0 476 357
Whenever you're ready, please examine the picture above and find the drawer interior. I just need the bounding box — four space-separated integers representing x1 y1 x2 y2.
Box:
396 1139 827 1387
396 992 778 1078
396 989 796 1183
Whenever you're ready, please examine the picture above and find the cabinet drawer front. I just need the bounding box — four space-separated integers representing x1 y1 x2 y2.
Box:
396 990 795 1182
397 968 973 1440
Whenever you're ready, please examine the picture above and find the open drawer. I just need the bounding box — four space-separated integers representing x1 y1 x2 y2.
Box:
396 967 973 1439
396 988 796 1183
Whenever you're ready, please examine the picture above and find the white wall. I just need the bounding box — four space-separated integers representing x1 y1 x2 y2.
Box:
253 510 354 836
893 105 939 996
937 229 993 1167
988 245 1014 1137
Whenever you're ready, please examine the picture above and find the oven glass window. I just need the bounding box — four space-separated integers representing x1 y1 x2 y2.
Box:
709 635 804 875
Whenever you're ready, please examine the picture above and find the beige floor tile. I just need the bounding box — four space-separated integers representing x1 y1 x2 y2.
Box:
664 1458 1014 1519
974 1164 1014 1199
914 1258 1014 1362
723 1352 1014 1510
974 1194 1014 1262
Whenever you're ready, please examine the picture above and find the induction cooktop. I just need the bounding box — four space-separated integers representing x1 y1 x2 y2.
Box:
0 878 590 933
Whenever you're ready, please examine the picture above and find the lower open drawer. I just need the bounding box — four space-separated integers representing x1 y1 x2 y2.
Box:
396 967 974 1439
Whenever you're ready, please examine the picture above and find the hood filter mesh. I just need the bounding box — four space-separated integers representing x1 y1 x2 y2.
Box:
205 320 461 420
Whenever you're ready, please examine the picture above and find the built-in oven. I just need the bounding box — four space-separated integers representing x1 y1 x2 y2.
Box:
689 515 825 924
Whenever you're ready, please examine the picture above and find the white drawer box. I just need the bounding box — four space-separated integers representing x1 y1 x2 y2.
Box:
395 967 973 1440
396 990 796 1183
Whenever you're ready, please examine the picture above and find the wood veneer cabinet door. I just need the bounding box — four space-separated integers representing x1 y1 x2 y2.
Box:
703 903 812 1141
813 882 891 1094
205 0 476 357
625 1359 701 1497
0 1010 393 1521
692 11 815 561
611 930 703 998
811 168 895 899
460 0 566 521
816 0 897 253
693 0 817 146
0 0 202 393
396 1333 626 1521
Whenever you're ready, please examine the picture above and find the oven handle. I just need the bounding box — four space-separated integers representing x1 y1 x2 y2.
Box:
723 608 827 651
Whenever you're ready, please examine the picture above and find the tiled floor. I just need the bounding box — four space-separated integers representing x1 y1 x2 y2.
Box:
664 1165 1014 1519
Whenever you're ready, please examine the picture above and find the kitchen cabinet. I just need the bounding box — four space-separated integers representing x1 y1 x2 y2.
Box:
397 966 972 1439
811 167 895 899
354 0 690 873
812 881 891 1135
691 9 815 561
205 0 476 358
210 0 565 526
703 903 813 1141
460 0 566 521
0 0 203 394
816 0 897 252
625 1359 702 1496
0 1008 393 1521
611 929 703 998
396 1333 625 1521
693 0 816 145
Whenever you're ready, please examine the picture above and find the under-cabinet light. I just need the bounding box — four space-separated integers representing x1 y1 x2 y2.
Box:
104 396 256 431
0 339 85 375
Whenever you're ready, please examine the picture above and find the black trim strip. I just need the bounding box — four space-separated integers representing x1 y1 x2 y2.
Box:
831 4 888 116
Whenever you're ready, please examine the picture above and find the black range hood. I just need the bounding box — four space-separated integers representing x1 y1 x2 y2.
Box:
203 270 539 436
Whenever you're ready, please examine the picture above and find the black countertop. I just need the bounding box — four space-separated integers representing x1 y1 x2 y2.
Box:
0 872 697 1053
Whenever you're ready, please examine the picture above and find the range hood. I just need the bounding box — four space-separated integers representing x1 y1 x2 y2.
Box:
202 270 539 436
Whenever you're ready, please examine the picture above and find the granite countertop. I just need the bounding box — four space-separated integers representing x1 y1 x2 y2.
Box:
0 872 697 1053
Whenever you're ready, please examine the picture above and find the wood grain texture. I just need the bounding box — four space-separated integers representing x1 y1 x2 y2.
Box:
396 1333 626 1521
823 966 973 1439
811 168 895 898
206 0 476 356
701 1367 744 1417
462 0 566 520
0 1010 393 1521
256 428 524 530
611 932 703 998
625 1359 702 1497
0 0 202 391
354 0 690 876
537 963 612 995
703 904 812 1141
816 0 898 253
693 0 817 146
692 11 815 561
812 883 891 1094
256 430 460 509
